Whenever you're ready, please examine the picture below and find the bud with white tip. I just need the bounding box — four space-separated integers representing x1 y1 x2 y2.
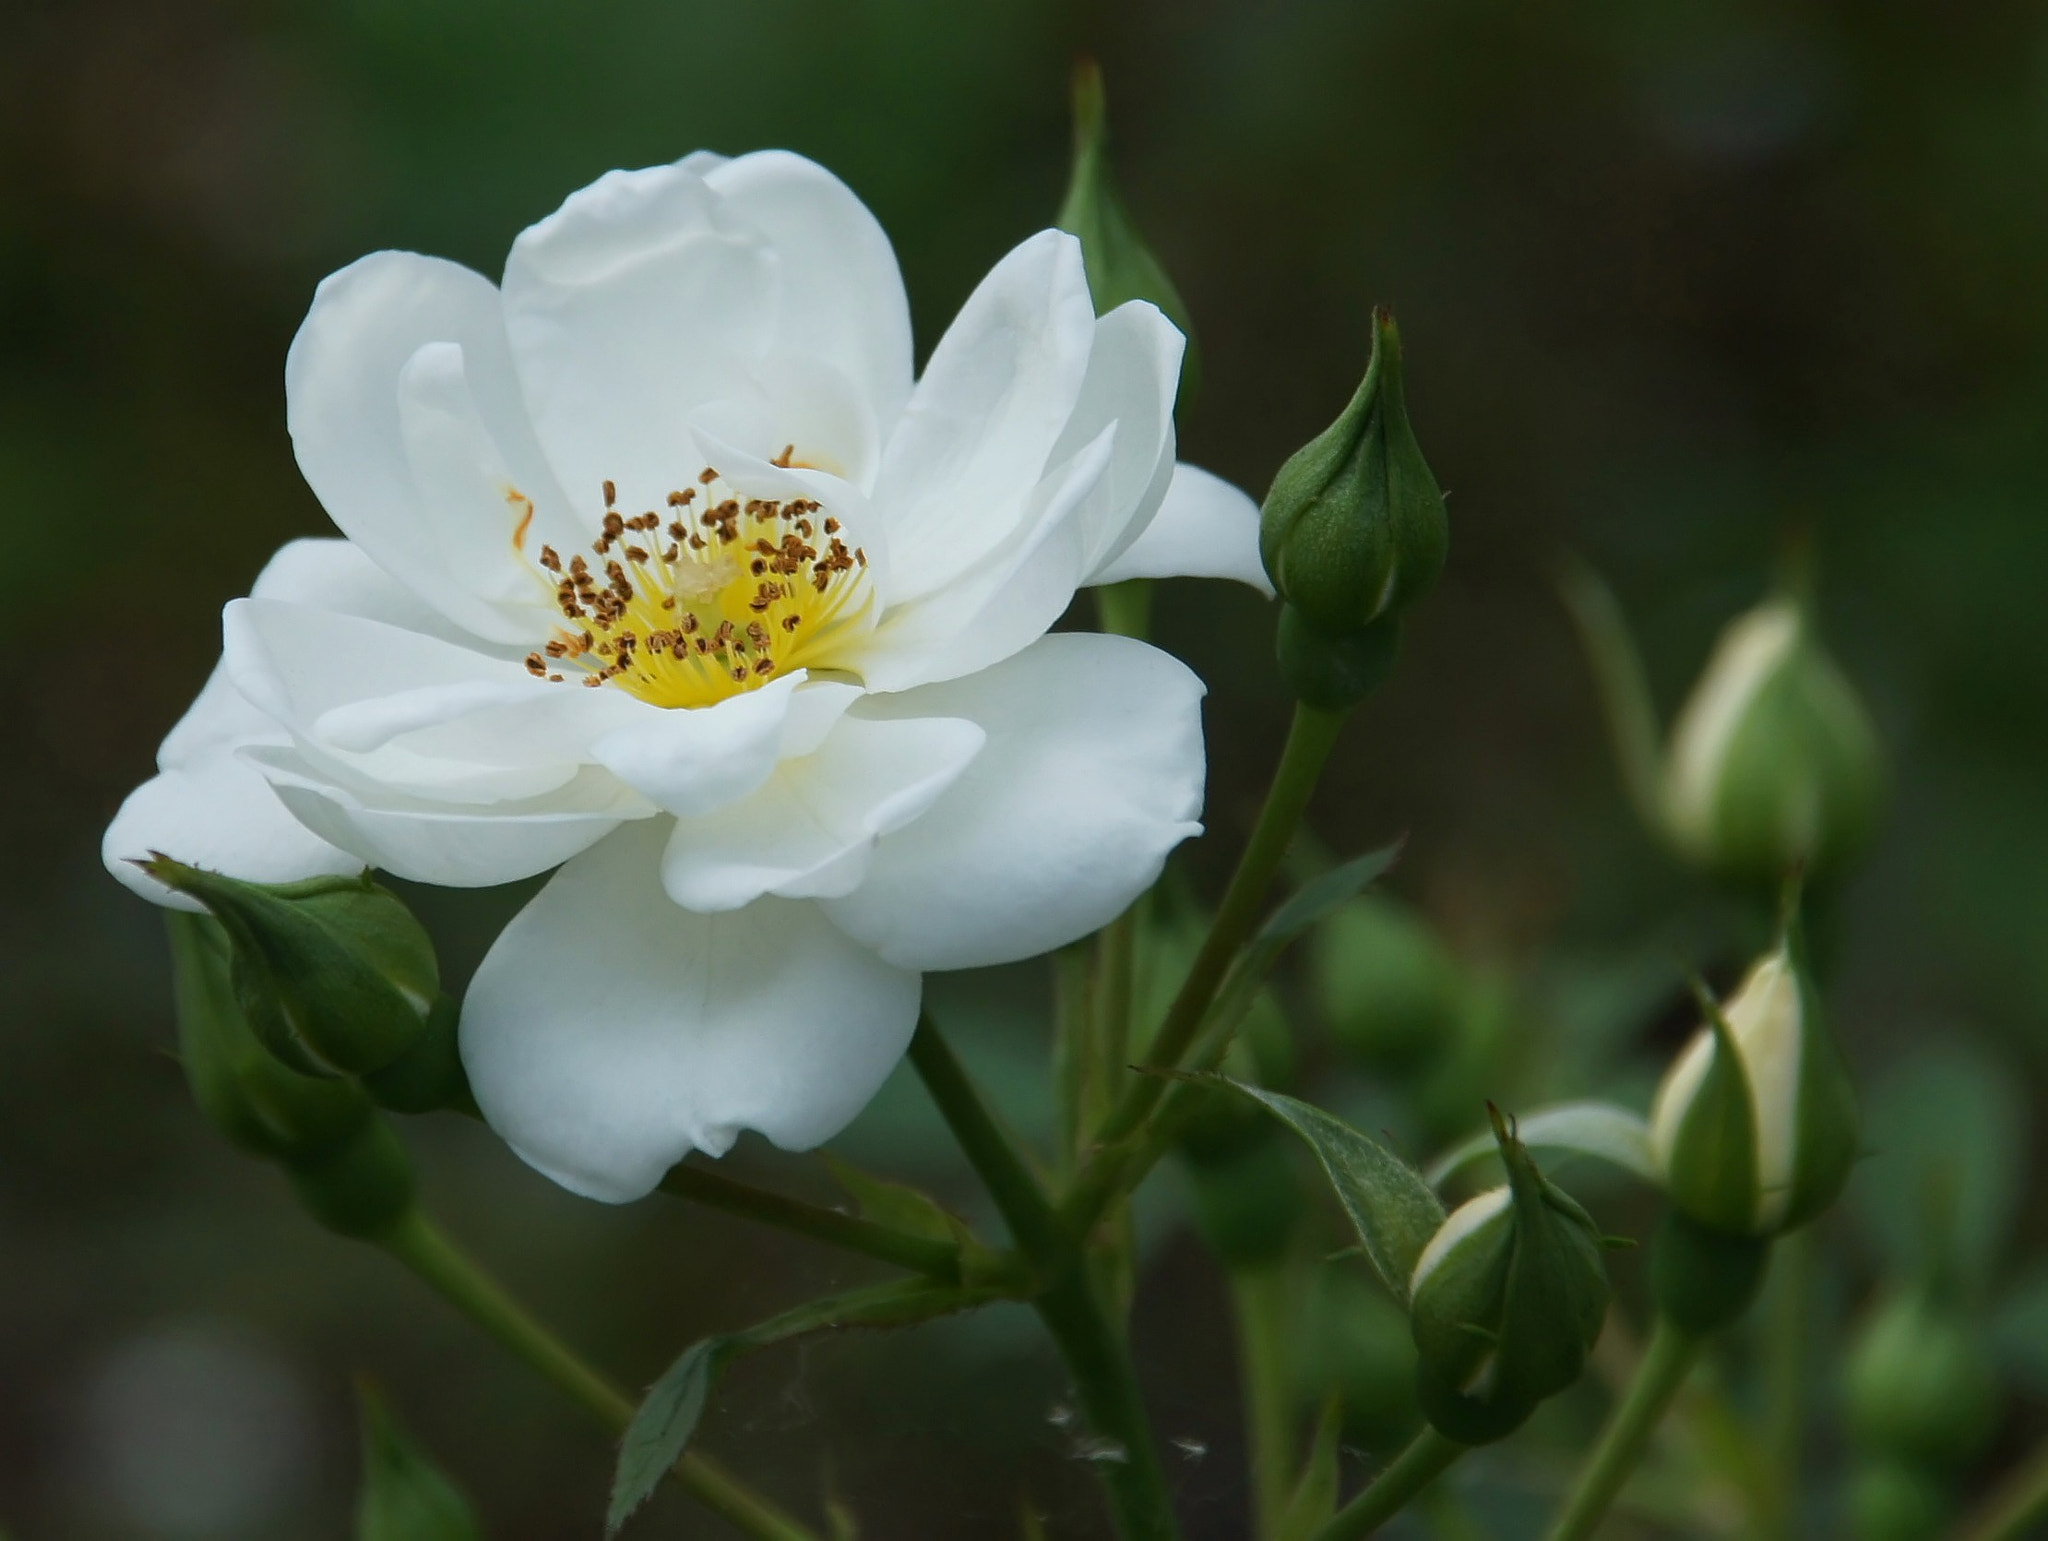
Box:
1407 1106 1613 1444
1664 593 1884 887
1649 914 1858 1238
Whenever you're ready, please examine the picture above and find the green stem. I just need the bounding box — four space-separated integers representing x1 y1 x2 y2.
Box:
1544 1318 1701 1541
1059 704 1347 1249
377 1211 814 1541
1095 904 1139 1108
658 1161 968 1281
907 1018 1177 1540
1231 1265 1297 1539
1309 1427 1464 1541
1956 1435 2048 1541
1758 1228 1812 1538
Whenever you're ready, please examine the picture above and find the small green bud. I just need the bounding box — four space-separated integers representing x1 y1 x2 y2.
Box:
147 857 437 1078
1182 1122 1304 1267
1663 593 1885 888
1260 309 1448 639
1055 59 1199 398
1407 1107 1612 1443
1273 608 1402 712
1312 893 1464 1075
1649 916 1858 1237
166 910 373 1163
1844 1287 2001 1471
1845 1461 1949 1541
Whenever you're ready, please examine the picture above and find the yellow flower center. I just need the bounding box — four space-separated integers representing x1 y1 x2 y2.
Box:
516 455 870 710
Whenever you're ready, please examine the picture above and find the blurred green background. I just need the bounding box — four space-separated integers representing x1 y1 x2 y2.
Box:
5 0 2047 1536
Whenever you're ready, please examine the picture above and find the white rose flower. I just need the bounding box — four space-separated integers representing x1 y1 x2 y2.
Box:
103 151 1270 1202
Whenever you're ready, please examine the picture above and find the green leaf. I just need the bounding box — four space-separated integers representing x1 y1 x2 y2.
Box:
823 1153 974 1249
1275 1393 1344 1541
609 1337 733 1536
1426 1101 1657 1188
355 1383 481 1541
1554 556 1666 834
1207 1078 1445 1299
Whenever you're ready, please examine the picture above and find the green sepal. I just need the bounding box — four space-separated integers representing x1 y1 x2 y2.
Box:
354 1381 481 1541
166 910 372 1162
1779 912 1858 1231
1259 309 1448 634
1055 59 1200 402
1664 985 1761 1235
147 858 436 1078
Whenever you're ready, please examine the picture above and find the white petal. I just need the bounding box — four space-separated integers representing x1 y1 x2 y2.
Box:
701 151 914 432
286 252 569 643
872 229 1097 602
586 672 806 819
260 759 643 889
103 750 360 912
1090 462 1274 594
501 162 774 507
661 711 985 911
1050 301 1184 576
822 632 1206 970
848 425 1115 693
461 824 922 1202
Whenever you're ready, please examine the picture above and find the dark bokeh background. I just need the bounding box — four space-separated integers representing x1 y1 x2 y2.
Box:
5 1 2047 1536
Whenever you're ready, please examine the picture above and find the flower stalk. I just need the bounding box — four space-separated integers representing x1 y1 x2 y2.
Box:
377 1211 815 1541
1542 1318 1701 1541
1309 1427 1465 1541
908 1017 1177 1540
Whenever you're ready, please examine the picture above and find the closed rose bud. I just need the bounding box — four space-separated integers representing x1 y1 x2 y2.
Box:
1259 310 1447 636
1649 920 1858 1238
1844 1288 2001 1472
147 857 438 1079
1312 893 1465 1075
1407 1107 1612 1444
1664 594 1884 888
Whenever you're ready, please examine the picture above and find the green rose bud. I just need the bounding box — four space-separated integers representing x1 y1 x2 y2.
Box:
1055 59 1199 399
1259 309 1448 647
167 909 374 1162
1664 593 1885 888
1407 1107 1612 1443
167 911 418 1239
1844 1287 2001 1472
1312 893 1465 1075
1182 1122 1305 1267
1649 916 1858 1238
146 857 437 1079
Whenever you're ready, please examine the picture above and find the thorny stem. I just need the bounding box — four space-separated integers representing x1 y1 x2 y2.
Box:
1309 1426 1465 1541
908 1017 1177 1541
1544 1317 1701 1541
377 1210 815 1541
